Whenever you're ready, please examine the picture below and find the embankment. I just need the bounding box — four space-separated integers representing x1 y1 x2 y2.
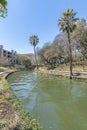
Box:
0 70 42 130
37 67 87 81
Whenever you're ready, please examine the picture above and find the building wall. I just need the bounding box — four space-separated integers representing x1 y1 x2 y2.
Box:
0 45 16 65
0 45 3 58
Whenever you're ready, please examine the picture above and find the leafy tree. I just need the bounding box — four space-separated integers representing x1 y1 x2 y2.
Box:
0 0 7 17
29 35 39 69
16 55 31 67
38 43 55 67
73 19 87 56
23 59 31 68
53 34 69 64
38 41 64 69
58 8 78 79
72 19 87 68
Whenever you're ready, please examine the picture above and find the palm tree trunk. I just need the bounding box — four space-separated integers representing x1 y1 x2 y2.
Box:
34 46 38 69
67 29 73 79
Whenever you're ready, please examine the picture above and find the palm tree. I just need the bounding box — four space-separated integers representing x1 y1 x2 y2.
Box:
58 8 78 79
29 35 39 69
0 0 7 17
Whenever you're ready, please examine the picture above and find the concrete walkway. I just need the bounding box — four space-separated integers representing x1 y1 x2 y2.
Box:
0 72 4 75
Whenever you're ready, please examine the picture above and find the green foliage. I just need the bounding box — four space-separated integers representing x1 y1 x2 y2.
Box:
37 35 66 69
0 79 42 130
0 66 7 71
0 122 6 130
16 55 32 67
29 35 39 47
58 8 78 33
0 0 7 17
20 111 42 130
23 59 31 68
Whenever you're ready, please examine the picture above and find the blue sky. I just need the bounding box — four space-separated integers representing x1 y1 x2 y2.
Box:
0 0 87 54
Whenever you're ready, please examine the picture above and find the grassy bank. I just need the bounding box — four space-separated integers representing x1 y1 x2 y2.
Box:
37 66 87 81
0 74 42 130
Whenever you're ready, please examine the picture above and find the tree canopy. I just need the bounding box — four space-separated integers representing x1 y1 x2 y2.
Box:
0 0 7 17
29 35 39 47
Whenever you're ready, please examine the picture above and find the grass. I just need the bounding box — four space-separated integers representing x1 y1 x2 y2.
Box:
37 65 87 80
0 66 7 71
0 79 42 130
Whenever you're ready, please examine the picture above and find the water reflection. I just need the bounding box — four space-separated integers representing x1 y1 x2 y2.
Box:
7 71 87 130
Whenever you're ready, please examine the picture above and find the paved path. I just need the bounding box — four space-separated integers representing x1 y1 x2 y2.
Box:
49 70 87 74
0 72 5 75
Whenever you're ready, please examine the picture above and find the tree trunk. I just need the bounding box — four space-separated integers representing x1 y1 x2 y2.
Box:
67 29 73 79
34 46 38 69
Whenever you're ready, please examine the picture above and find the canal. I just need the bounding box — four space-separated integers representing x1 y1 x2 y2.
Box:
7 71 87 130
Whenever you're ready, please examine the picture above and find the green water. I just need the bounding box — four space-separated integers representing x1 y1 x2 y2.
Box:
7 71 87 130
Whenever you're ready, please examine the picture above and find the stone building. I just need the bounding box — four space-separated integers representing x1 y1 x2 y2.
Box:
0 45 16 65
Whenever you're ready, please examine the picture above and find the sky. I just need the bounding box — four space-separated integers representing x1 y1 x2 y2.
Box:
0 0 87 54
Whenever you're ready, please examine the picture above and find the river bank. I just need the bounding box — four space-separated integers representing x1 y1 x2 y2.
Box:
7 70 87 130
37 67 87 81
0 70 42 130
0 66 87 129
